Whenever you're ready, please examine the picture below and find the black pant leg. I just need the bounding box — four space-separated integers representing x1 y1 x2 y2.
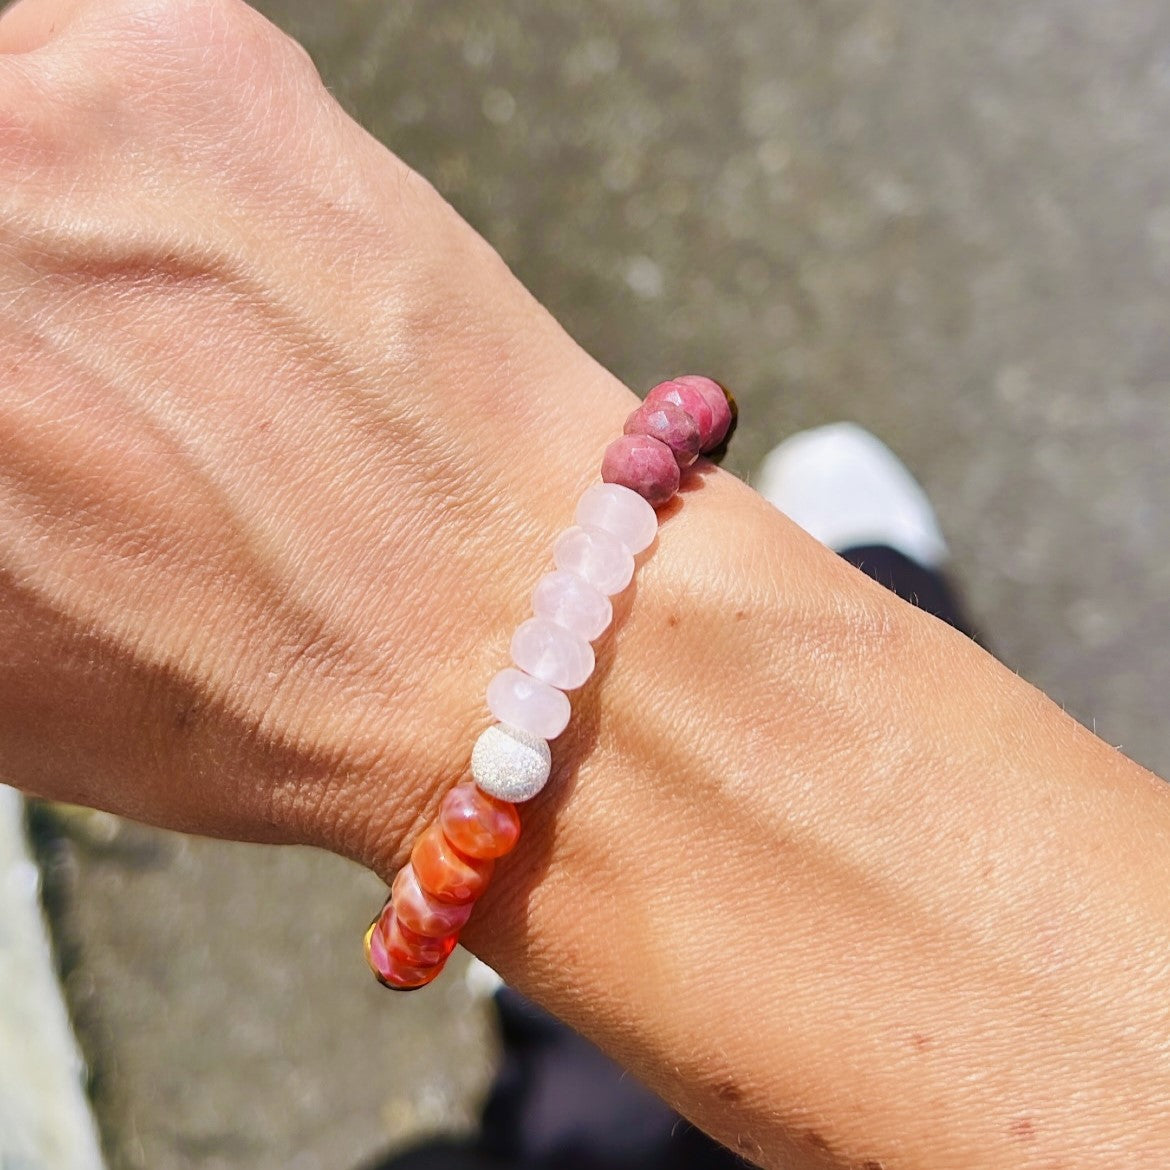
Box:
839 545 977 639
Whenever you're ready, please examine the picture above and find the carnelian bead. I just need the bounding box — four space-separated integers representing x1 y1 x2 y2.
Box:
439 783 522 860
379 909 459 968
364 920 445 990
392 864 474 937
382 959 443 990
411 821 494 904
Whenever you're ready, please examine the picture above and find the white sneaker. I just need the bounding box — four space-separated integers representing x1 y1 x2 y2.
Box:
754 422 947 567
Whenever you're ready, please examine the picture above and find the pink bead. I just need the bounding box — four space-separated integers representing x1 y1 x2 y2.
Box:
574 483 658 554
644 380 714 446
624 403 700 467
553 525 635 594
672 375 732 450
600 435 680 508
439 783 522 859
487 667 571 739
392 864 474 936
532 570 612 641
511 617 594 690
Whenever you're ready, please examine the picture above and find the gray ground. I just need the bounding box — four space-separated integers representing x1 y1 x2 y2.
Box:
11 1 1170 1167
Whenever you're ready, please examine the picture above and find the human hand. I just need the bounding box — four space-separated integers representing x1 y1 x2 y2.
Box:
0 0 637 873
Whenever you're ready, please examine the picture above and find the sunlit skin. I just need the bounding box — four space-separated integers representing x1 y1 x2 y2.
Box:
3 1 1170 1166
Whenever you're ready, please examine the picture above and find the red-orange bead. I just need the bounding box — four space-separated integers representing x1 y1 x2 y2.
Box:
411 821 494 904
365 920 445 990
439 783 522 860
379 908 459 968
392 864 475 937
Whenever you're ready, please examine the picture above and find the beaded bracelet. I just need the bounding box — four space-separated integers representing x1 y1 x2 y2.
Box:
364 375 737 990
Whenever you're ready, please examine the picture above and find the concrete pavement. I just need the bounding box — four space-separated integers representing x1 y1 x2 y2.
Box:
6 1 1170 1167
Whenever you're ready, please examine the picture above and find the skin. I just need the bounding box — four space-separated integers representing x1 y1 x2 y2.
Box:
2 1 1169 1166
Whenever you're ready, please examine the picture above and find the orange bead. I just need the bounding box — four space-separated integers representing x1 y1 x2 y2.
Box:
411 821 494 904
364 920 445 990
378 907 459 968
392 864 474 937
439 783 522 860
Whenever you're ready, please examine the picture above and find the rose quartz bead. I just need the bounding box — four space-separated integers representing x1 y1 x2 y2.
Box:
624 403 701 468
439 783 522 859
574 483 658 554
553 524 635 594
411 822 494 904
486 667 571 739
600 435 680 508
366 920 443 989
532 570 612 641
511 617 594 690
392 864 475 936
672 374 733 450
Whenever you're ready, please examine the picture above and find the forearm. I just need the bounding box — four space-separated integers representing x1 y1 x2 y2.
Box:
5 6 1169 1163
466 467 1170 1169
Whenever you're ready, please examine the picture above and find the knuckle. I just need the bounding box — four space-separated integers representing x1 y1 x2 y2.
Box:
0 2 334 251
116 0 323 93
42 0 324 118
0 0 330 183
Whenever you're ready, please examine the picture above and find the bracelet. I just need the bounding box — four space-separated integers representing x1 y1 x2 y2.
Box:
364 375 737 990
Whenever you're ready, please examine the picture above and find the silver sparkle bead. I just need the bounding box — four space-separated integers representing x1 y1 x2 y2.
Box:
470 722 552 803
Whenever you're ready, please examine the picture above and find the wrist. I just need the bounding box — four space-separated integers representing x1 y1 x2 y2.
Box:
460 466 872 958
320 299 642 877
462 470 1170 1167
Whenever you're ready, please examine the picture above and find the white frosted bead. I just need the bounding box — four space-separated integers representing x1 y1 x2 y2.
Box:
553 525 634 596
486 667 571 739
471 722 552 803
532 570 612 641
575 482 658 554
511 617 594 690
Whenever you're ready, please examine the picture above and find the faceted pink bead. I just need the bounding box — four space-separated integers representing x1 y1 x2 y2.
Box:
511 617 594 690
487 667 571 739
672 375 732 450
553 524 635 594
624 403 700 467
392 864 474 936
532 570 612 641
644 380 715 449
600 435 680 508
439 783 522 859
574 483 658 554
